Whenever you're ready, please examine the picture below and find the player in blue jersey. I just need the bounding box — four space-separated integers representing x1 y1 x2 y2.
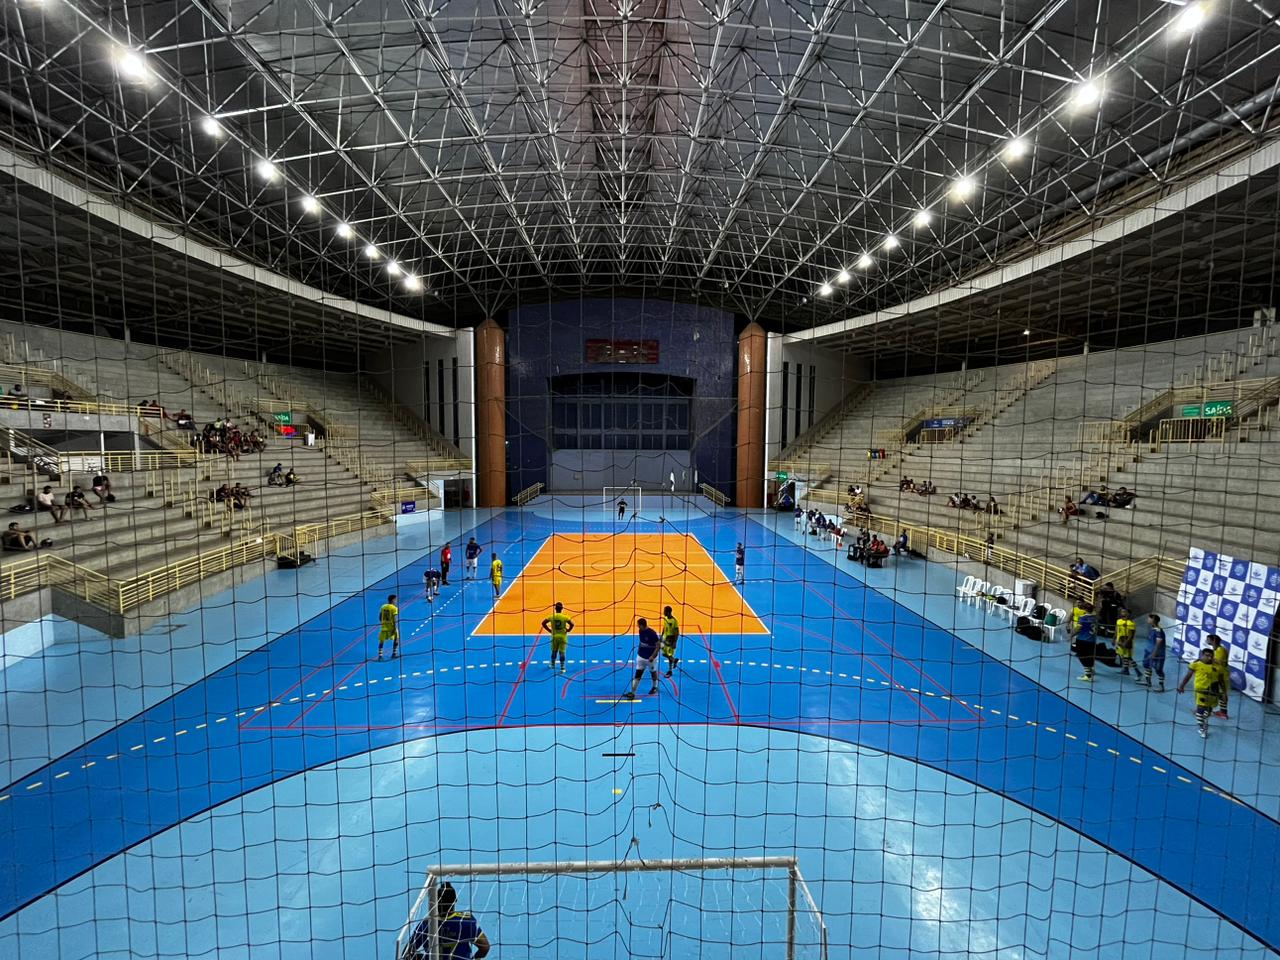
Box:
623 617 661 699
1138 613 1167 692
734 542 745 583
403 882 490 958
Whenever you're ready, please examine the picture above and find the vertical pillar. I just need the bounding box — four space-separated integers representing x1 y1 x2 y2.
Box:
736 322 767 508
474 318 508 507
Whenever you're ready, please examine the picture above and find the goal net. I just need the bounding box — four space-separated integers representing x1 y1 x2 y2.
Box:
395 856 828 960
603 484 643 516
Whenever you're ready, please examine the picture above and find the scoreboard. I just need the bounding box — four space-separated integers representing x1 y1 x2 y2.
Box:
584 338 660 364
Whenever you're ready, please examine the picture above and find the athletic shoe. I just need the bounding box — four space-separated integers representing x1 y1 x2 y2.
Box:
622 691 636 699
560 664 566 674
1156 683 1165 692
1214 709 1229 719
1120 669 1130 676
648 686 658 695
376 653 383 661
391 650 399 660
664 670 672 678
1078 674 1093 682
1199 726 1208 740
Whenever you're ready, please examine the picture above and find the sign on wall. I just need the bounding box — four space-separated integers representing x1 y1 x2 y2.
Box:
585 339 660 364
1180 401 1234 418
1175 547 1277 701
273 411 293 425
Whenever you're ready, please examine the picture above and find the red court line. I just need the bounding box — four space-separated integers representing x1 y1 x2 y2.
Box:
496 631 545 727
288 660 370 730
696 633 740 723
780 560 947 721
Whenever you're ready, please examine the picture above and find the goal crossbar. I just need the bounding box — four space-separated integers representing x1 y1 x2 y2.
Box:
396 856 828 960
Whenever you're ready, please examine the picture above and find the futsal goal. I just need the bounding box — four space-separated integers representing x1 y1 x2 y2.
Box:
395 856 828 960
604 484 643 515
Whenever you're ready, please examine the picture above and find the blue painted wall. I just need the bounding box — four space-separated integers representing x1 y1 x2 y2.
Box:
504 299 738 494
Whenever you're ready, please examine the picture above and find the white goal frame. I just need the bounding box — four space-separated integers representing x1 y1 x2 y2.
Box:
603 484 642 516
395 855 827 960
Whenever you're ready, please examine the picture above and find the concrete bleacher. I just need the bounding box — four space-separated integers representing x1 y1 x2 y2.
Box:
789 326 1280 582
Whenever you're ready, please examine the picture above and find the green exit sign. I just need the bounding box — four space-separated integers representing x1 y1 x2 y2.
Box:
775 471 789 482
273 411 293 425
1204 400 1234 417
1181 401 1234 419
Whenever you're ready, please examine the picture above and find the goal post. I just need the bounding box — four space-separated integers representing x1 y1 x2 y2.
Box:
603 484 642 516
395 855 828 960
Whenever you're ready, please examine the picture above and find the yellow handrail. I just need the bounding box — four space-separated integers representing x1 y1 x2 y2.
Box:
513 481 544 505
699 482 730 507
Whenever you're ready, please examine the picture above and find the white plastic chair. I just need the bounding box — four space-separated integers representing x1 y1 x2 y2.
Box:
955 575 977 601
1044 608 1068 642
968 580 990 606
985 586 1014 616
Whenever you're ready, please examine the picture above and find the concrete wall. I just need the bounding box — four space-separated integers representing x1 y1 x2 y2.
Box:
363 331 474 459
504 299 737 493
765 335 866 462
550 450 693 492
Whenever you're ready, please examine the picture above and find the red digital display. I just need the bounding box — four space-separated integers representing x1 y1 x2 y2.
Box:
585 339 660 364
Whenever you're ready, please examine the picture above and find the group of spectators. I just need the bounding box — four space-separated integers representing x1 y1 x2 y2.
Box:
214 483 255 510
193 419 267 460
844 485 872 517
5 476 114 551
846 529 899 567
898 477 938 496
1060 485 1137 524
946 491 1001 515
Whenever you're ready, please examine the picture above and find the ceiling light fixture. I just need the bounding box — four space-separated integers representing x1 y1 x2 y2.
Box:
1072 79 1103 110
856 253 873 270
1171 1 1207 34
404 274 423 292
114 48 150 83
882 235 900 251
1023 329 1031 336
387 261 402 276
836 269 851 284
818 283 833 297
950 177 976 201
199 116 224 138
335 222 353 239
255 158 279 181
912 210 932 228
1003 137 1029 160
364 243 380 259
300 195 320 214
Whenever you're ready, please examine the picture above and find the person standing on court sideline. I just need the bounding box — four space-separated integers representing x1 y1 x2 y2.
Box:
440 542 453 585
735 542 745 583
465 537 482 578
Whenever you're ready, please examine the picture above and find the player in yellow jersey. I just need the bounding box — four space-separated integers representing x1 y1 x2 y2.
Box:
490 553 503 599
661 605 680 677
1206 633 1230 718
1114 609 1137 677
1178 646 1228 739
540 602 575 673
376 594 399 660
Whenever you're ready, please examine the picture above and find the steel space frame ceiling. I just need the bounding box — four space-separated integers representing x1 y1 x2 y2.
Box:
1 0 1279 352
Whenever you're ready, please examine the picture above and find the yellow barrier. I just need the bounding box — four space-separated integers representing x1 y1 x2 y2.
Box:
513 482 544 505
1152 417 1226 449
407 457 472 474
699 483 730 507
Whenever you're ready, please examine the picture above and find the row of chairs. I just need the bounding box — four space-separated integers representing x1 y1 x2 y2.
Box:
955 576 1068 641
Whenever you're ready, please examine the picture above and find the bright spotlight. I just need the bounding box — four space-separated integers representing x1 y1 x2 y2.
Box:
1171 2 1207 35
856 253 873 270
1072 79 1102 110
114 48 151 83
255 158 279 181
1003 137 1029 160
882 235 900 251
387 261 402 276
300 195 320 214
818 283 833 297
404 274 423 292
912 210 932 229
335 222 353 239
836 269 851 285
950 177 976 202
199 117 225 138
364 243 380 259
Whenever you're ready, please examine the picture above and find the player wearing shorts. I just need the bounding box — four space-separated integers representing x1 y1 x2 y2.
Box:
465 537 482 578
490 553 503 598
734 542 745 583
1138 613 1166 692
540 602 574 673
661 605 680 677
377 594 399 660
623 617 661 699
1206 633 1230 718
423 567 441 601
1179 646 1228 739
1114 608 1136 676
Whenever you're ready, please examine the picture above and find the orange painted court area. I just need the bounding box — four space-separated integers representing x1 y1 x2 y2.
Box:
475 533 768 637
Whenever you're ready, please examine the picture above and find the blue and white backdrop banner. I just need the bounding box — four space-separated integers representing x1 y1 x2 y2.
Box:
1175 547 1277 701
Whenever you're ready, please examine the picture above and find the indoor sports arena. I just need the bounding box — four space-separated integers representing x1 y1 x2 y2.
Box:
1 1 1279 957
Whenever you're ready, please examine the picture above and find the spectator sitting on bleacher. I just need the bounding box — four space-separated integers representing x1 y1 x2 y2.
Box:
91 474 114 503
917 480 936 496
231 484 254 509
985 496 1001 515
267 463 285 486
36 485 67 522
1070 557 1101 581
899 476 913 492
64 485 93 519
174 409 195 430
1081 485 1109 506
214 483 233 507
284 468 300 486
138 399 168 418
3 522 37 552
893 530 909 556
866 537 890 567
247 429 267 453
1059 496 1080 524
947 492 960 508
1111 487 1136 508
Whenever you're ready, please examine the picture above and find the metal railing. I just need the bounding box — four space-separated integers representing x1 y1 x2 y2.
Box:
699 482 730 507
407 456 472 474
1151 416 1227 450
0 361 97 403
513 481 544 505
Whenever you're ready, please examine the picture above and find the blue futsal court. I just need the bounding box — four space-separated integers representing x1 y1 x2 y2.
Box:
1 501 1278 959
